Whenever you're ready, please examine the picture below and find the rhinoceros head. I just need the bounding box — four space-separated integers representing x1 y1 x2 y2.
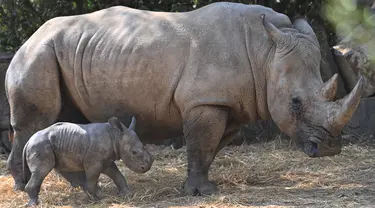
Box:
262 15 364 157
108 116 154 173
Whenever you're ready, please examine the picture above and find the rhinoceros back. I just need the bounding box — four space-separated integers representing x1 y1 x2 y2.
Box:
43 6 190 133
11 2 292 140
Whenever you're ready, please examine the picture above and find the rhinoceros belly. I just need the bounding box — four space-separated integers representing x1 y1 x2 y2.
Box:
53 152 85 172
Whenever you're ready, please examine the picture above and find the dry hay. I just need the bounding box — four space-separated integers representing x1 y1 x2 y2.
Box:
0 136 374 208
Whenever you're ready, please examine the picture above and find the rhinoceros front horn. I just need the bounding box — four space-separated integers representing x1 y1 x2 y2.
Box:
292 17 319 46
333 76 364 129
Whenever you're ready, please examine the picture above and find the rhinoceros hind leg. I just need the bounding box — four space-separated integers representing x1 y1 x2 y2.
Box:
181 106 228 196
25 147 55 206
8 109 60 192
6 46 62 191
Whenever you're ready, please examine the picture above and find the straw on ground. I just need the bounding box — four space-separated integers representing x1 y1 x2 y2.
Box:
0 136 374 208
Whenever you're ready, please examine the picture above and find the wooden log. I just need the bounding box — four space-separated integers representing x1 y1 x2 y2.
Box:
311 19 348 98
332 15 375 97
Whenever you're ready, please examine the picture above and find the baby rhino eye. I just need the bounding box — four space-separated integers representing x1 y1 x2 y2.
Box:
132 150 137 155
291 97 302 111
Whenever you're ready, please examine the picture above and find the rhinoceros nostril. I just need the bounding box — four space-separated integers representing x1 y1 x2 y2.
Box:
328 139 337 147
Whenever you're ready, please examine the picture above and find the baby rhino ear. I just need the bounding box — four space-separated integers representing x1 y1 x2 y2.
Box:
108 117 127 132
128 116 136 131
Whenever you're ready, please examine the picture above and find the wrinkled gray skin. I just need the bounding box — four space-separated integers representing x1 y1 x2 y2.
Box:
6 2 364 196
22 117 153 206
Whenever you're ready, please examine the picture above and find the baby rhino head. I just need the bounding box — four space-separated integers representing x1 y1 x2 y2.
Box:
108 117 154 173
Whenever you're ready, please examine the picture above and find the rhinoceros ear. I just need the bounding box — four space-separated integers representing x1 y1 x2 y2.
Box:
292 16 319 46
260 14 287 45
108 117 125 132
128 116 136 131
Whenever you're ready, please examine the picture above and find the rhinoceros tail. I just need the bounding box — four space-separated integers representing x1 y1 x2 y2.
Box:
22 142 31 185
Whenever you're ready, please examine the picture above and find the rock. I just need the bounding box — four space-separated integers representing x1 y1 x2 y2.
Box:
344 96 375 136
0 52 13 154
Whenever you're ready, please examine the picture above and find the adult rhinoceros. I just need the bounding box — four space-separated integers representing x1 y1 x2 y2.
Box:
6 2 364 195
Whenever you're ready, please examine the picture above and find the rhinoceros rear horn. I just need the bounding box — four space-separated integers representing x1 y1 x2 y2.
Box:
128 116 136 131
260 14 285 44
319 73 338 101
292 17 319 45
333 76 364 129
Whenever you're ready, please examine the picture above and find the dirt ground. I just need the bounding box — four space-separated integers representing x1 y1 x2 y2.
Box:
0 136 374 208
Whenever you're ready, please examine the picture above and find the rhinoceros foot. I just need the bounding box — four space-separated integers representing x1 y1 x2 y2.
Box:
14 182 25 192
117 188 132 197
86 191 100 202
182 177 218 196
25 199 38 207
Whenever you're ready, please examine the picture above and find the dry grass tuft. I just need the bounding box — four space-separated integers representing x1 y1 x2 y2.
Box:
0 136 374 208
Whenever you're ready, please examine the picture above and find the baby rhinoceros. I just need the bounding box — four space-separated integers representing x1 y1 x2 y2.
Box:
22 117 154 206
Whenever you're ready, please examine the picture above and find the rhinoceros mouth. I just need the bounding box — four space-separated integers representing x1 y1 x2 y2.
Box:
301 137 322 157
302 136 342 157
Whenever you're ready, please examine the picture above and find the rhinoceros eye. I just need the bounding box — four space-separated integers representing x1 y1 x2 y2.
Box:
291 97 302 112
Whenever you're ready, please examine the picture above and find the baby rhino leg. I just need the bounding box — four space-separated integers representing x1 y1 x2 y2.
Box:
83 162 103 200
56 170 87 191
25 145 55 206
102 162 130 196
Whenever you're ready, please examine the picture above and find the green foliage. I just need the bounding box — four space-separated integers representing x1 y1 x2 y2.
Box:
324 0 375 40
0 0 76 51
324 0 375 61
0 0 348 52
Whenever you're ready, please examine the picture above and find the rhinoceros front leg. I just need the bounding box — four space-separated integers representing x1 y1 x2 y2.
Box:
182 106 228 195
102 162 130 196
